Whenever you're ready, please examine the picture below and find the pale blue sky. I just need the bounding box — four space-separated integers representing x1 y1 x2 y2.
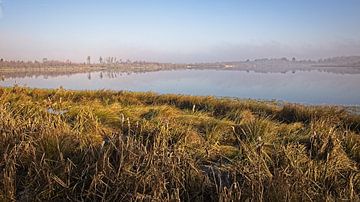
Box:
0 0 359 62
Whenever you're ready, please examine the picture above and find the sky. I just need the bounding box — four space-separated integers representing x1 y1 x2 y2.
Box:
0 0 360 63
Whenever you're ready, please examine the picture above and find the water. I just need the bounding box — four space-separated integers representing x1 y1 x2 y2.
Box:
1 69 360 105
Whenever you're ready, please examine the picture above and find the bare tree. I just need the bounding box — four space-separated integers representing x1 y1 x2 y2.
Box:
87 56 91 65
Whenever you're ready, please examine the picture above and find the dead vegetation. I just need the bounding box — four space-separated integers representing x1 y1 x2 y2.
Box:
0 86 360 201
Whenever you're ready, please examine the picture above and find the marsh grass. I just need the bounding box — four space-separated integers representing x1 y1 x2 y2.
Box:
0 86 360 201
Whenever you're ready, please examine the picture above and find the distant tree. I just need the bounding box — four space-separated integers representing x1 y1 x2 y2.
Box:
292 57 296 62
99 57 103 64
0 58 3 62
87 56 91 65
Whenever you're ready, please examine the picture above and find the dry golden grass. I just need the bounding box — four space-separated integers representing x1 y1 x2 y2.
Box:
0 86 360 201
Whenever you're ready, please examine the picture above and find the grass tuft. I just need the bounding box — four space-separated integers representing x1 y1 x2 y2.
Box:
0 86 359 201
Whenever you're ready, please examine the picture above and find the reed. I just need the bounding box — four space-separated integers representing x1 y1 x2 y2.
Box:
0 86 359 201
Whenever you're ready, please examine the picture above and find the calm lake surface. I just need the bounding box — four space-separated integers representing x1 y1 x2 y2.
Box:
1 70 360 105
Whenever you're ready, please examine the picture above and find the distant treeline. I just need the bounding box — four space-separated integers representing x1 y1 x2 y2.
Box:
0 59 170 68
1 56 360 76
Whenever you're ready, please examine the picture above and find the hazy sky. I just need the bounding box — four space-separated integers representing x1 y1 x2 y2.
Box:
0 0 360 63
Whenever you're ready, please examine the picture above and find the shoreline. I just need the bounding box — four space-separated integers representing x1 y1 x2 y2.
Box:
1 85 360 114
1 59 360 80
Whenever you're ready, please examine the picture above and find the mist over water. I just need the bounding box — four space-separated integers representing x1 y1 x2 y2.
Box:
1 70 360 105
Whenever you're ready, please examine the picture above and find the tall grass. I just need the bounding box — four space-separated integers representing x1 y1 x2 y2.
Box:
0 86 359 201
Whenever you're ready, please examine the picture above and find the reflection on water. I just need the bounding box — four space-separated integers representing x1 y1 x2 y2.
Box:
1 70 360 105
